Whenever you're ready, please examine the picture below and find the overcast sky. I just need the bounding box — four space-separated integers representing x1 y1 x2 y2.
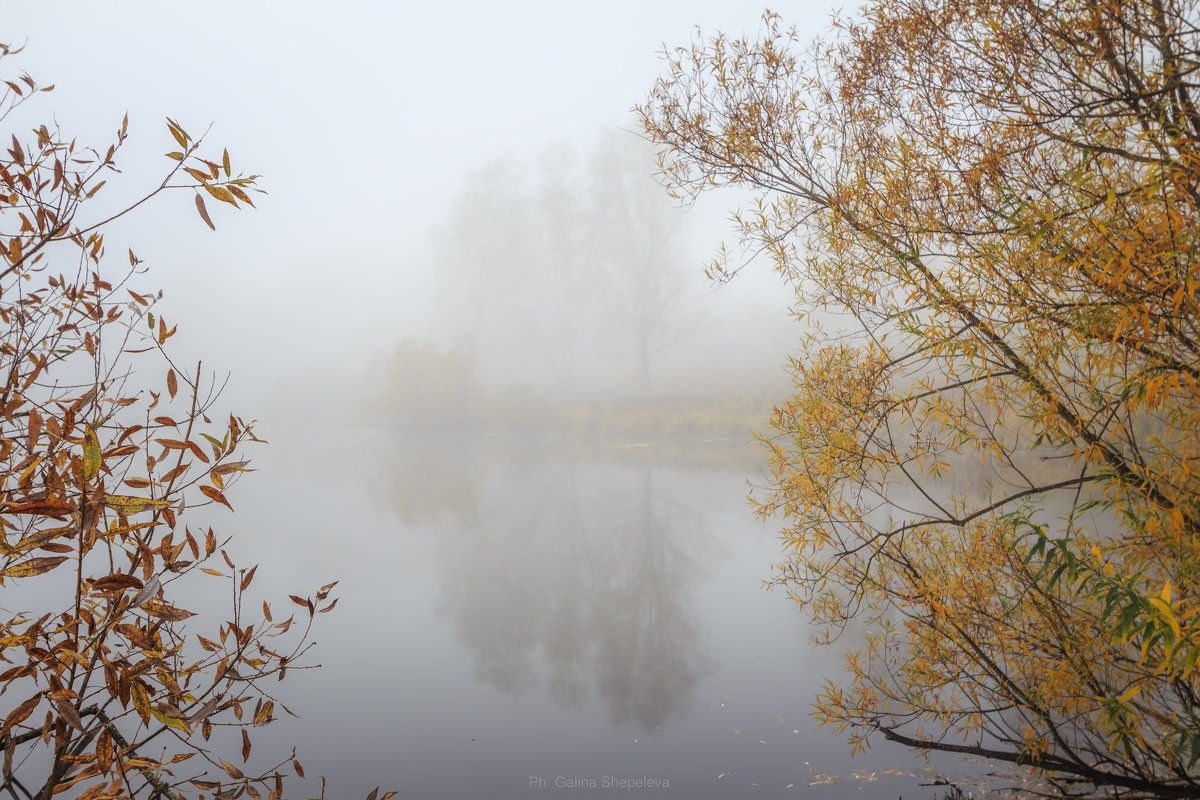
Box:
6 1 841 409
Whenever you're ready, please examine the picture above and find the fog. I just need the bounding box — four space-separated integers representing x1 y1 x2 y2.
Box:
0 4 1006 799
6 1 840 421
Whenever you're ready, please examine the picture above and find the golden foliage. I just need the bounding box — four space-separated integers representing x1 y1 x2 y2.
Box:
641 0 1200 793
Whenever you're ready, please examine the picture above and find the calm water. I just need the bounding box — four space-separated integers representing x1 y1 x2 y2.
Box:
197 429 1009 799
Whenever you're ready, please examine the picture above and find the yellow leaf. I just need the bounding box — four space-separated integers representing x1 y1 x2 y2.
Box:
1117 684 1142 704
204 183 238 206
1148 596 1182 640
130 682 150 724
1 556 68 578
104 494 172 514
83 425 101 481
166 118 188 148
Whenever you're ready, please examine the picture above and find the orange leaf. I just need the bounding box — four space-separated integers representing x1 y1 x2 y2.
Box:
200 484 232 510
6 499 76 517
186 440 210 464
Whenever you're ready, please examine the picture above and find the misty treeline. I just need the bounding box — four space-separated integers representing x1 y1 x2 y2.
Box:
361 133 790 437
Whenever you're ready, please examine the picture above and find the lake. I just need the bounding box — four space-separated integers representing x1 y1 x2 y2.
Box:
195 428 1013 799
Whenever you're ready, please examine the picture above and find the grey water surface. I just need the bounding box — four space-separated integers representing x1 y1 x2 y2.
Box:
207 430 1006 800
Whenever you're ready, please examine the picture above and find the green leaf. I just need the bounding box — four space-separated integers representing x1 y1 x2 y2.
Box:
151 706 189 731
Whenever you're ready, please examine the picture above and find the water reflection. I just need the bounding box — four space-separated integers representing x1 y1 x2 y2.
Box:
366 435 717 729
228 431 996 799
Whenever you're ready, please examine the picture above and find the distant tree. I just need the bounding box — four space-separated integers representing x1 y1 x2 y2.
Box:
366 338 480 428
0 46 389 800
642 1 1200 795
431 135 697 399
587 133 699 397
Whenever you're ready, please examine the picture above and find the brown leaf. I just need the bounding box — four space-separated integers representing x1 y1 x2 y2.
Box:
228 184 255 207
194 194 215 231
95 728 113 773
166 368 178 399
0 694 40 739
241 728 252 762
240 565 257 591
188 695 223 723
27 408 41 449
186 439 210 464
161 463 188 483
54 698 85 731
140 597 194 622
183 166 210 184
90 573 144 593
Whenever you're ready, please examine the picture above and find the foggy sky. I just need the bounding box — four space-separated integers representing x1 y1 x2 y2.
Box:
6 1 839 413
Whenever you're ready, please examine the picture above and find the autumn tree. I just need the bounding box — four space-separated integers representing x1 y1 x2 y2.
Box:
641 1 1200 795
0 45 387 800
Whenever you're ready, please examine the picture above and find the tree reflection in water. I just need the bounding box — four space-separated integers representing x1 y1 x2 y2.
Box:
366 436 719 731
